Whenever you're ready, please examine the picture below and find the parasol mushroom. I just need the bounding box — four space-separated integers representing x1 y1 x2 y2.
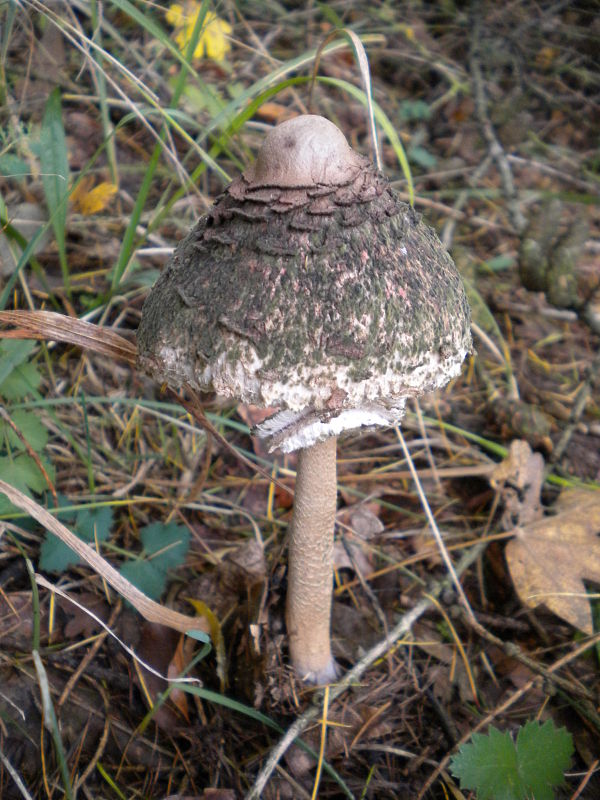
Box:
136 114 471 684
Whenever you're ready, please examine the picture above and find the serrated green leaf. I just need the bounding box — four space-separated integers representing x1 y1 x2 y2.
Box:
516 720 573 800
75 506 113 543
0 454 54 495
0 454 54 516
39 533 80 572
116 522 189 602
120 559 166 600
0 409 48 452
451 721 574 800
140 521 190 571
0 363 43 400
39 503 114 572
450 728 527 800
0 340 37 387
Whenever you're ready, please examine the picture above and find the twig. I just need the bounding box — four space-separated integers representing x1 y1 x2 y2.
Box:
440 155 494 249
393 185 513 238
396 426 477 626
550 350 600 465
0 751 35 800
467 616 595 703
507 155 600 195
469 21 527 234
245 542 486 800
177 386 294 498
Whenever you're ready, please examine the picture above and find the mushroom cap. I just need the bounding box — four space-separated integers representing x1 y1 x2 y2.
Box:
137 115 472 452
244 114 364 188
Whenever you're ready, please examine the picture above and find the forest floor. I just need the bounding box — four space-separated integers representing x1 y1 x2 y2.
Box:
0 2 599 799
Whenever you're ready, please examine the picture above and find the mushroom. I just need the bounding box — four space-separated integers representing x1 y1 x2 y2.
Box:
137 115 471 683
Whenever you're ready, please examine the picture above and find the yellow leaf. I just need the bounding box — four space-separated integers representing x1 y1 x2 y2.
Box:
256 102 291 123
166 3 231 63
536 46 559 70
71 180 118 215
186 597 227 689
505 490 600 633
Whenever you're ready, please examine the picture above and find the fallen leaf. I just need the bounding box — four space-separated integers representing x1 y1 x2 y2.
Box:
186 597 226 689
505 489 600 633
167 635 190 721
334 505 381 575
255 102 292 123
71 177 118 215
536 46 559 70
491 439 544 529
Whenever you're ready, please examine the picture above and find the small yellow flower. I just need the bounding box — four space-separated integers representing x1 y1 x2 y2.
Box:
165 3 186 27
166 3 232 63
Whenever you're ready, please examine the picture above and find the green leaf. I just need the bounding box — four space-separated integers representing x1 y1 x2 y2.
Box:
5 454 54 494
0 154 30 179
40 88 70 293
399 99 431 121
0 340 43 402
0 340 37 387
408 145 437 169
482 254 516 273
140 521 190 571
450 728 525 800
75 506 113 544
39 533 79 572
120 559 166 600
450 721 574 800
117 522 190 600
516 720 573 800
40 504 114 572
0 454 55 516
0 409 48 452
0 362 43 400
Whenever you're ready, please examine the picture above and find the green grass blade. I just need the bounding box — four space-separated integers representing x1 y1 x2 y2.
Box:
40 88 70 296
89 0 118 184
175 684 354 798
319 76 414 203
0 1 18 106
108 0 189 68
144 69 412 239
32 650 74 799
110 0 212 291
312 28 381 170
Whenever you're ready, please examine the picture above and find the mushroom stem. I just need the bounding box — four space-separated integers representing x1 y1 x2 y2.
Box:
286 436 338 684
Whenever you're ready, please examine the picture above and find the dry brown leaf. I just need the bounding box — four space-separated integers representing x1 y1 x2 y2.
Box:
505 489 600 633
491 439 544 528
255 102 292 123
0 310 137 365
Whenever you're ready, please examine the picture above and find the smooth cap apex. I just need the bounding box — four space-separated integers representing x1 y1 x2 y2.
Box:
244 114 363 188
